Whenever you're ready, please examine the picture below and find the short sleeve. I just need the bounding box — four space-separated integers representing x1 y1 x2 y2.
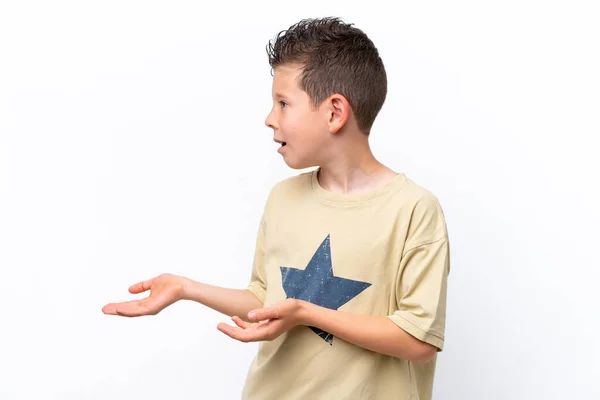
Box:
387 194 450 351
246 212 267 304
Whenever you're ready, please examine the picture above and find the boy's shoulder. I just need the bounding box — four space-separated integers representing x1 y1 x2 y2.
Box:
270 170 312 192
260 170 313 202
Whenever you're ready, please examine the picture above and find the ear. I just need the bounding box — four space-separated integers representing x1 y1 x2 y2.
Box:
326 94 351 134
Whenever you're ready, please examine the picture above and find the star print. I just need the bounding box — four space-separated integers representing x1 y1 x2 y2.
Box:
280 234 371 344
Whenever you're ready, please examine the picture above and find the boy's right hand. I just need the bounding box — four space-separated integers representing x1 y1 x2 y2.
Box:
102 273 188 317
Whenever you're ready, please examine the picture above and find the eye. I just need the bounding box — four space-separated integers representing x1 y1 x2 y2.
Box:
279 101 287 109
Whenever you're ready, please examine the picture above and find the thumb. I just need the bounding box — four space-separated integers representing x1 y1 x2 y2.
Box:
248 307 278 321
128 278 153 294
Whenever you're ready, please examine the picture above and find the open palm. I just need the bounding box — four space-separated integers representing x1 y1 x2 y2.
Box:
102 273 186 317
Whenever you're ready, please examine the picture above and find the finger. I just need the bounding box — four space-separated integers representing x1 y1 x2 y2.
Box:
217 322 247 341
102 300 152 317
217 322 269 343
232 316 251 329
128 278 153 294
116 300 153 317
102 302 129 315
248 307 279 322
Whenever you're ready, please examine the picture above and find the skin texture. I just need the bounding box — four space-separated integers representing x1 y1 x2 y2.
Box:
217 298 437 363
102 273 262 323
102 62 437 363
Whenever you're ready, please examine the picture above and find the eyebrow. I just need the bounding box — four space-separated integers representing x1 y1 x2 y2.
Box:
274 92 289 99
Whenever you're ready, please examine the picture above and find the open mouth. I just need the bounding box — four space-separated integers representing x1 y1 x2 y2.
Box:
275 139 287 153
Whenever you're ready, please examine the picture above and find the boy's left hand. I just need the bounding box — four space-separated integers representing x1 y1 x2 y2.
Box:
217 298 305 342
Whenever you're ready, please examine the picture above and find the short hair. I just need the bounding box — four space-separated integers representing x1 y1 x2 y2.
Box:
266 17 387 135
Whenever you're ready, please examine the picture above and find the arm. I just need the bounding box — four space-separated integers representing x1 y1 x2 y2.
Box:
294 235 449 363
220 297 437 363
102 273 263 320
182 278 263 323
297 300 437 363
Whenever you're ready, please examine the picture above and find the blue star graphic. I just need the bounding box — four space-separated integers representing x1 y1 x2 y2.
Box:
280 234 371 345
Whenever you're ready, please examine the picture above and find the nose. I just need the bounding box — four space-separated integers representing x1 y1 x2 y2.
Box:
265 107 277 130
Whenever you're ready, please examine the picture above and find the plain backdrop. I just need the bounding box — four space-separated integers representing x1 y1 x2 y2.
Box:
1 1 598 399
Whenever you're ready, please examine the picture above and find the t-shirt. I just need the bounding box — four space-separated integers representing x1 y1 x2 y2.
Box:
243 168 450 400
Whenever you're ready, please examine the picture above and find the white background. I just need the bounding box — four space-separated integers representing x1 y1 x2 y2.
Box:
1 1 599 399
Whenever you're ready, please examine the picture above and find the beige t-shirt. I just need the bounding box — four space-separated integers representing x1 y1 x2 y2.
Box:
243 168 450 400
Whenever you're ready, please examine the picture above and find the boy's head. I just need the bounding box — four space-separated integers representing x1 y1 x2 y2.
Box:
264 17 387 169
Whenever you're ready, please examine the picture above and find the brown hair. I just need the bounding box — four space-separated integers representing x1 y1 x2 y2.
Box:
266 17 387 135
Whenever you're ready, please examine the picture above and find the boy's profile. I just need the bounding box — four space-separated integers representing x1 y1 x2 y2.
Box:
103 17 450 400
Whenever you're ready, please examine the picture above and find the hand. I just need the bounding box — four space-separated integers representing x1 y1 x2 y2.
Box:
102 273 188 317
217 298 305 342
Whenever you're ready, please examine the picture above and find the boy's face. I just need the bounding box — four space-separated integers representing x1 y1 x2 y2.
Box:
265 63 331 169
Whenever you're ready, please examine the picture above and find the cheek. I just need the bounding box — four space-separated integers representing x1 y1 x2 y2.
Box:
298 113 324 136
284 111 325 147
281 115 303 138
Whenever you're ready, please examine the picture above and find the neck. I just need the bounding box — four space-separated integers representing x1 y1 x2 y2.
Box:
317 134 397 194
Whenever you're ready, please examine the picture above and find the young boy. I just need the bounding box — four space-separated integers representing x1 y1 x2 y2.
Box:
103 17 450 400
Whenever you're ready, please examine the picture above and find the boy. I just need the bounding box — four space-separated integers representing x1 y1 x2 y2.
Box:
103 17 450 400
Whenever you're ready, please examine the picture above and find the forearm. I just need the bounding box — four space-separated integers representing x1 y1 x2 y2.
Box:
298 301 437 363
181 278 263 322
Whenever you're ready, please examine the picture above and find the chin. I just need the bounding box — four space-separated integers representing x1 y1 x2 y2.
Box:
283 157 315 170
